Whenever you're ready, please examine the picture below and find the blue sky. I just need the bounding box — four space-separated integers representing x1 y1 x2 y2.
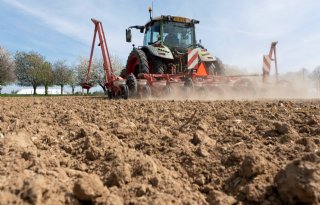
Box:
1 0 320 74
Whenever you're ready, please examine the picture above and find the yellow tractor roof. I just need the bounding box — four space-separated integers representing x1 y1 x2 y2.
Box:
145 15 199 26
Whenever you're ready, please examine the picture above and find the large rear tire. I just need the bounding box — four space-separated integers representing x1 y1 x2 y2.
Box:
126 49 149 78
148 56 165 74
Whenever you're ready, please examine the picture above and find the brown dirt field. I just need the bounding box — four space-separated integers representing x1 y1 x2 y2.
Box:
0 96 320 205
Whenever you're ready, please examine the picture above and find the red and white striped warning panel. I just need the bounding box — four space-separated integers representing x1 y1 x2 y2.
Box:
263 55 272 73
188 48 200 70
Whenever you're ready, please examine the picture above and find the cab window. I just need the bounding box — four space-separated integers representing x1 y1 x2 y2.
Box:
143 22 160 46
163 22 195 48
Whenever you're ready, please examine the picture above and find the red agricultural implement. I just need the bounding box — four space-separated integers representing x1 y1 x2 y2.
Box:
81 16 254 98
261 41 292 89
80 19 129 99
262 41 278 83
81 14 281 99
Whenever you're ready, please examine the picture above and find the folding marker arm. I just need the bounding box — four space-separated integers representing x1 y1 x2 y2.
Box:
263 41 278 83
82 19 115 89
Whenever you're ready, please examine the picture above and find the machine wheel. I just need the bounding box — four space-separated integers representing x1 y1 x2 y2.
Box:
120 84 129 99
213 57 225 76
198 86 208 97
126 73 137 96
164 85 171 96
184 78 194 87
107 90 113 99
205 62 215 75
120 68 126 78
160 85 171 98
141 85 152 99
184 78 194 96
126 49 149 78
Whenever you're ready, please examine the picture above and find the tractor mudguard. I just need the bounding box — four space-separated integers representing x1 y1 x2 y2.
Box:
198 49 216 62
142 45 174 60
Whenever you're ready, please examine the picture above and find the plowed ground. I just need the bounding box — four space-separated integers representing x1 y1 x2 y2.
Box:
0 97 320 205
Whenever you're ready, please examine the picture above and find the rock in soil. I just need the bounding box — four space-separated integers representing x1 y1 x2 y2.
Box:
239 152 268 179
274 122 292 134
275 153 320 205
206 190 236 205
73 173 107 201
105 163 132 187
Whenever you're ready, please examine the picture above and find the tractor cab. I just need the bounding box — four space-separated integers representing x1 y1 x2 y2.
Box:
142 16 198 49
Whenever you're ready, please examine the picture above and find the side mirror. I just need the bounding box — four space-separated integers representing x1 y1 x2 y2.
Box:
126 29 132 42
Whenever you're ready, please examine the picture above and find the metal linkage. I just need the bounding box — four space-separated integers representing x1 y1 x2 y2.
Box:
81 19 128 99
262 41 278 83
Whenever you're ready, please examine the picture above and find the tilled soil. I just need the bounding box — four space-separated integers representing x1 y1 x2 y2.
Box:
0 97 319 205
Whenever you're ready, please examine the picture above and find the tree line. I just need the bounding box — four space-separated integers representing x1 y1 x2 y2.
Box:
0 46 123 95
1 45 320 95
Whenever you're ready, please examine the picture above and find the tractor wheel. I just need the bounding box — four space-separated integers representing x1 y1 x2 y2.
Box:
126 73 137 97
205 62 215 75
213 57 225 76
150 57 165 74
126 49 149 78
120 84 129 99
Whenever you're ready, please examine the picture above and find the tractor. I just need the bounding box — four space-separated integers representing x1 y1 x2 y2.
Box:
81 12 261 99
122 9 225 96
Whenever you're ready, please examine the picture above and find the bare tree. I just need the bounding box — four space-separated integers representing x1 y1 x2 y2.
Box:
0 46 15 92
110 54 123 75
95 58 107 93
53 60 72 95
40 61 54 95
75 55 122 94
95 55 123 93
68 69 77 95
76 57 99 92
311 66 320 96
76 57 89 84
15 51 45 95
